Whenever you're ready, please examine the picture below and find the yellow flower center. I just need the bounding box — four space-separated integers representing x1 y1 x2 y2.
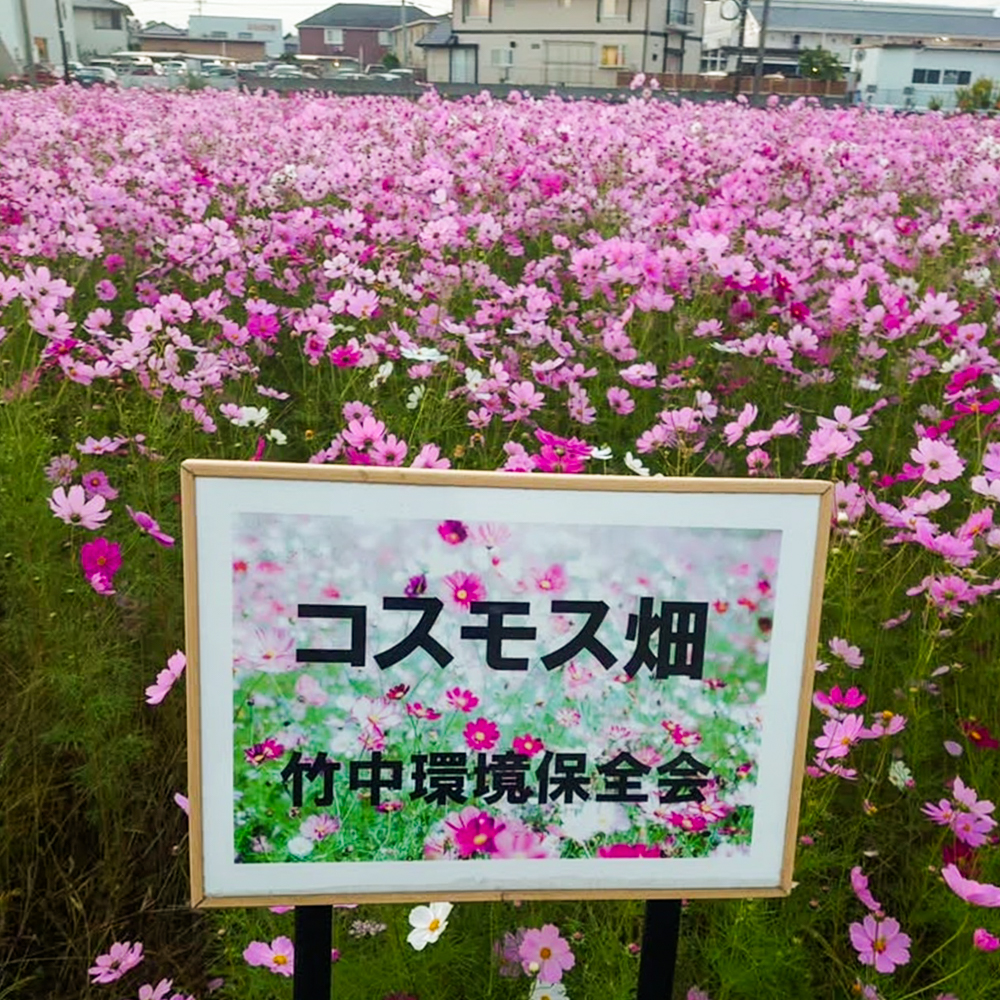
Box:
473 834 488 845
540 579 552 589
456 588 468 601
274 954 288 965
540 947 552 959
873 937 887 954
428 918 441 932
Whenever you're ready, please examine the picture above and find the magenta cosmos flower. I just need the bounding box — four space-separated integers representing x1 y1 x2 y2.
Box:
941 864 1000 906
127 506 175 547
243 935 294 976
849 915 911 973
463 717 500 751
444 571 485 608
437 519 468 544
973 928 1000 952
519 924 576 983
80 536 122 590
445 808 506 856
446 687 479 712
88 940 144 984
49 485 111 529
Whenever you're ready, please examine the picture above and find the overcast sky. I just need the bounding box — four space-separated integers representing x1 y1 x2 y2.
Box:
129 0 454 30
129 0 999 31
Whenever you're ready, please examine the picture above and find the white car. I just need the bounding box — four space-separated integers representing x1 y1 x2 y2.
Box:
161 61 188 76
269 65 305 78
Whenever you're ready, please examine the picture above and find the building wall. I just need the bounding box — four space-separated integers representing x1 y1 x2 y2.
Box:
858 46 1000 108
298 25 389 64
389 20 444 68
446 0 703 83
137 36 267 60
189 15 283 57
74 7 129 58
1 0 77 68
425 46 450 80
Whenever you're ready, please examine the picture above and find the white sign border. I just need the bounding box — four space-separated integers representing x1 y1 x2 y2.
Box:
181 461 832 907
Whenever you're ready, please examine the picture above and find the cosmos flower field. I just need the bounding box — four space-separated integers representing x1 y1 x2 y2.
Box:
2 84 1000 1000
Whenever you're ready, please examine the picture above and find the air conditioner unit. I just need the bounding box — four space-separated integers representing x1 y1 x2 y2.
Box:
865 83 877 93
903 85 914 95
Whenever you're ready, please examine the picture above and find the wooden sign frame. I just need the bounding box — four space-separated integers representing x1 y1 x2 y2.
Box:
181 460 831 908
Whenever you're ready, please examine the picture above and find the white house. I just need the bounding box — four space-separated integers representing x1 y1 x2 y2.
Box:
701 0 1000 76
421 0 703 86
74 0 132 59
0 0 77 72
856 43 1000 108
188 15 283 58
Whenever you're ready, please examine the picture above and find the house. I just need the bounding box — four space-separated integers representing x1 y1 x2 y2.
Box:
138 20 186 37
188 15 283 58
0 0 78 71
421 0 702 87
74 0 132 58
856 43 1000 109
701 0 1000 77
136 33 268 61
387 13 450 68
297 3 434 67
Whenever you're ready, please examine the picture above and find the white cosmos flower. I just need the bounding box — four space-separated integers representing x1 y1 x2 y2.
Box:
530 982 569 1000
406 385 426 410
406 901 452 951
287 835 314 857
590 445 613 460
369 360 394 388
266 428 288 445
624 451 650 476
230 405 269 428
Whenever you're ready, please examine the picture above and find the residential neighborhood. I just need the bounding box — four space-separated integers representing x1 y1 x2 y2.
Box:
2 0 1000 107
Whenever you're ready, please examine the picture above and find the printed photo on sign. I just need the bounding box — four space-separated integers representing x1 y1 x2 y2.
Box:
231 513 780 866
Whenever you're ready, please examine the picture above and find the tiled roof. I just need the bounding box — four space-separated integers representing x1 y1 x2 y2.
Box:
298 4 435 29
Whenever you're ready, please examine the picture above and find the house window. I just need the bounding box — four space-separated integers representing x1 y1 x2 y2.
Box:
324 27 344 45
491 47 513 65
853 36 862 44
792 34 801 47
463 0 491 17
94 10 122 29
912 68 941 85
600 0 628 17
599 44 625 66
238 32 253 39
958 70 971 85
378 30 393 44
210 31 229 38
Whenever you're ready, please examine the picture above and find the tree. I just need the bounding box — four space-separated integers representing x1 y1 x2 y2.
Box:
798 46 844 82
382 52 400 70
955 77 999 113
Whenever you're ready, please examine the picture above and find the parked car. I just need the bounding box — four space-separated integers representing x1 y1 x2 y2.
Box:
269 65 305 78
161 61 188 76
71 66 117 87
330 70 368 81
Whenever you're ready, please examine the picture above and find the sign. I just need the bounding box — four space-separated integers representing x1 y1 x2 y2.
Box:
181 462 831 906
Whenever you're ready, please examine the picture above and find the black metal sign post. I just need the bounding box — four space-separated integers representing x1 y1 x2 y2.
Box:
636 898 683 1000
293 905 333 1000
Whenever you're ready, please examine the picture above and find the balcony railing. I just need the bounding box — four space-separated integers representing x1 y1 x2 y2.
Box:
666 9 695 27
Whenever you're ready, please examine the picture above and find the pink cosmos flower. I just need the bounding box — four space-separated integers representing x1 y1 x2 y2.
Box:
244 738 284 765
942 864 1000 906
411 443 451 469
243 936 294 976
446 688 479 712
343 416 386 450
519 924 576 983
130 979 174 1000
910 438 965 484
829 637 864 667
532 565 567 593
598 843 661 858
463 717 500 751
81 469 119 500
492 826 552 859
127 506 175 547
512 734 545 756
973 928 1000 952
406 702 442 721
88 941 144 984
300 813 341 841
803 427 854 467
44 454 78 485
851 866 883 913
849 915 911 974
145 650 186 706
444 571 485 608
814 714 866 760
813 686 867 715
49 485 111 529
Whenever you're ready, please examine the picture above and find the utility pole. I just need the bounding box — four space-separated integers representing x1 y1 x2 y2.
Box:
730 0 749 98
16 0 36 84
399 0 407 67
751 0 771 102
54 0 71 81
